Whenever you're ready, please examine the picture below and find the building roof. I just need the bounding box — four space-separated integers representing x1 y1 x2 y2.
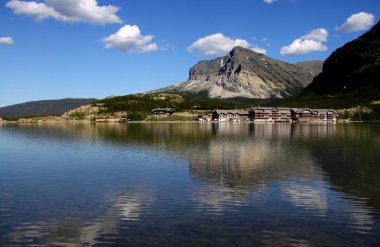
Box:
291 108 337 113
250 107 291 111
151 108 174 111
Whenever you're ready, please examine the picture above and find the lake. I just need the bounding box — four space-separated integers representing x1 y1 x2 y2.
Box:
0 122 380 246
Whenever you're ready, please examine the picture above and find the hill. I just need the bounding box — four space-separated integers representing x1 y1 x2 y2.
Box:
0 98 97 119
95 93 247 113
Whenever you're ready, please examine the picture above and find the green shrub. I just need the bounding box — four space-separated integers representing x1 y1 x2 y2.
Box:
69 111 85 120
128 112 147 121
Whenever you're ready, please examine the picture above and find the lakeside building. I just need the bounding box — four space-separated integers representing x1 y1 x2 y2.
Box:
248 107 292 122
206 107 337 122
212 110 250 121
199 114 212 121
151 108 175 115
291 108 337 122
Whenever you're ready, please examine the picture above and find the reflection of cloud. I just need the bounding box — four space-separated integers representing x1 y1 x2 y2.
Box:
9 221 55 245
346 206 374 233
281 182 328 214
191 185 250 214
5 188 153 246
114 190 153 221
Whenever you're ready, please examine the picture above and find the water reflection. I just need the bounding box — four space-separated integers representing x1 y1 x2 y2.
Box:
1 122 380 246
4 188 153 246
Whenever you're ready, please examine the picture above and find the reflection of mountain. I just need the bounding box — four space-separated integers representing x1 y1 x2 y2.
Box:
302 125 380 211
3 122 379 214
188 124 336 189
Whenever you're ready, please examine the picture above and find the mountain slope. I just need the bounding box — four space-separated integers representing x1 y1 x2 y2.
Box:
305 21 380 95
0 98 96 118
152 46 316 100
295 60 323 77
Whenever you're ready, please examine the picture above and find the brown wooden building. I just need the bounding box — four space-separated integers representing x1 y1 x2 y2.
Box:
212 110 250 121
291 108 337 122
248 107 292 122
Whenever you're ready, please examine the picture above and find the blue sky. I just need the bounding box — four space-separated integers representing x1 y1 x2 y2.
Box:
0 0 379 107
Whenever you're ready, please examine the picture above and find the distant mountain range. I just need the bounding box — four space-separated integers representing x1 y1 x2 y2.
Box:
151 46 321 100
0 98 96 118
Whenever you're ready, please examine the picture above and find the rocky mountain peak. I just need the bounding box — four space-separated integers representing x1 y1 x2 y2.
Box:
152 46 316 100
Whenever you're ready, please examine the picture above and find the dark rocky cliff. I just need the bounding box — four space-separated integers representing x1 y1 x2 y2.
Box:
305 21 380 95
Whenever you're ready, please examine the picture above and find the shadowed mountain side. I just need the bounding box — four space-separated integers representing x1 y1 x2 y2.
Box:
305 21 380 96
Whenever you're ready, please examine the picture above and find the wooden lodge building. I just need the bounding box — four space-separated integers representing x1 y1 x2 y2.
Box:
203 107 337 122
249 107 292 122
211 110 250 121
290 108 337 122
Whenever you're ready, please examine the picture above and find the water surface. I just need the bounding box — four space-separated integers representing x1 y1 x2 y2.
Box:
0 122 379 246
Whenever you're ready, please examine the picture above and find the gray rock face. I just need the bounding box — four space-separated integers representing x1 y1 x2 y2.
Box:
154 46 316 99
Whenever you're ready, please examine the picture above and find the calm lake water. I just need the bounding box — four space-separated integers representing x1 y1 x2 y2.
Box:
0 122 380 246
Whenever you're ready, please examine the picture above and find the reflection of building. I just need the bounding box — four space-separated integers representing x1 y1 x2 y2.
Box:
188 134 322 190
291 124 336 138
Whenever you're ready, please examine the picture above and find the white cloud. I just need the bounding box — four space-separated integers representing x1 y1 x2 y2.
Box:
187 33 266 57
0 37 14 45
264 0 277 4
6 0 122 25
102 25 158 54
251 46 267 54
280 28 328 56
301 28 328 42
280 39 327 56
336 12 375 33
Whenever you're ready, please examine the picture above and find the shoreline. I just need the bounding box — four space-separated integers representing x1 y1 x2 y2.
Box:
1 119 376 125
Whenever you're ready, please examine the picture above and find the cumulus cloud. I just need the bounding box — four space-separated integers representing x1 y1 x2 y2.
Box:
301 28 328 42
336 12 375 33
187 33 266 57
263 0 277 4
280 28 328 56
0 37 14 45
6 0 122 25
102 25 158 54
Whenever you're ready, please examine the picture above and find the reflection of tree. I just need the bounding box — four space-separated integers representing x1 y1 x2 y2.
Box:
298 124 380 212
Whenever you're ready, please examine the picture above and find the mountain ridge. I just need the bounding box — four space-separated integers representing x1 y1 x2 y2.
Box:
0 98 97 119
